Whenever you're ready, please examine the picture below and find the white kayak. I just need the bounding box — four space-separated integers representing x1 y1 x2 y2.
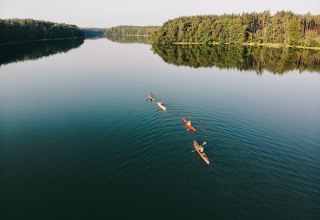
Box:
157 101 166 111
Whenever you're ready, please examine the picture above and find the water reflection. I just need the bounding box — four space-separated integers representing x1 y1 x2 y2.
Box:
152 44 320 74
106 35 152 44
0 39 84 67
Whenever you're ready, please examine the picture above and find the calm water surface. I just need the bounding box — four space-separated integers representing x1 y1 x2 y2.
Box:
1 39 319 219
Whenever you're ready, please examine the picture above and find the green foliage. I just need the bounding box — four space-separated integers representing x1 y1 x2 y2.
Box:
152 44 320 74
304 31 320 47
152 11 320 47
106 35 152 44
288 18 301 46
0 19 84 44
105 26 159 36
81 28 106 38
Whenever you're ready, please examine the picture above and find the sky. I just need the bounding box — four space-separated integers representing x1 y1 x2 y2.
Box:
0 0 319 28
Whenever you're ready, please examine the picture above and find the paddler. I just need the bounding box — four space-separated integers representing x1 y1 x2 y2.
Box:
199 145 204 153
147 92 154 101
187 120 192 126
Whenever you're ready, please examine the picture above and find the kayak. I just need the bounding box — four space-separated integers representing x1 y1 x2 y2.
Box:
194 140 210 165
147 93 155 101
157 101 166 111
182 117 196 132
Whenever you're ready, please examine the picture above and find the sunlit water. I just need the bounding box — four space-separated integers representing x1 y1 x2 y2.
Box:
1 39 319 219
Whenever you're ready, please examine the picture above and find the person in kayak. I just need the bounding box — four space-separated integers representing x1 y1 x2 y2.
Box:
147 92 154 101
199 146 204 153
187 120 192 126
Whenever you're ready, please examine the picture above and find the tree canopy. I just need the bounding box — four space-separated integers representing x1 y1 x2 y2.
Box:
0 19 84 44
105 26 159 36
152 11 320 47
81 28 106 38
106 34 152 44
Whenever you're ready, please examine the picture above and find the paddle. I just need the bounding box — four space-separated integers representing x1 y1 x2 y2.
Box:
191 141 207 152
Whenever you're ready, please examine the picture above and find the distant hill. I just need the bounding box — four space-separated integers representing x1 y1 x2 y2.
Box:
105 26 159 36
81 28 106 38
0 19 84 44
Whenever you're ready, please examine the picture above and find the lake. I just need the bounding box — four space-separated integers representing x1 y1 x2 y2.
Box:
1 38 319 219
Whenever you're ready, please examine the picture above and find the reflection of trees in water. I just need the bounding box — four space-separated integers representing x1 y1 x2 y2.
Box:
152 44 320 74
0 39 84 67
106 35 152 44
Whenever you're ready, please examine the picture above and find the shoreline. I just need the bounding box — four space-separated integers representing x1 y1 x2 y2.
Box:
172 42 320 51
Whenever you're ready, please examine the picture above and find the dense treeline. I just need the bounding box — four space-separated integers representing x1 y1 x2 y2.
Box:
81 28 106 38
106 35 152 44
105 26 159 36
152 44 320 74
152 11 320 47
0 39 84 67
0 19 84 44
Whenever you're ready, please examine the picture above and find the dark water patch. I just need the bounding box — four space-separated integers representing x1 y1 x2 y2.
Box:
152 44 320 74
0 39 84 67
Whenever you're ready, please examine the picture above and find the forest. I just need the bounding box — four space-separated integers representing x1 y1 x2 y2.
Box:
105 26 159 36
0 19 84 44
106 34 152 44
152 44 320 74
152 11 320 48
81 28 106 38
